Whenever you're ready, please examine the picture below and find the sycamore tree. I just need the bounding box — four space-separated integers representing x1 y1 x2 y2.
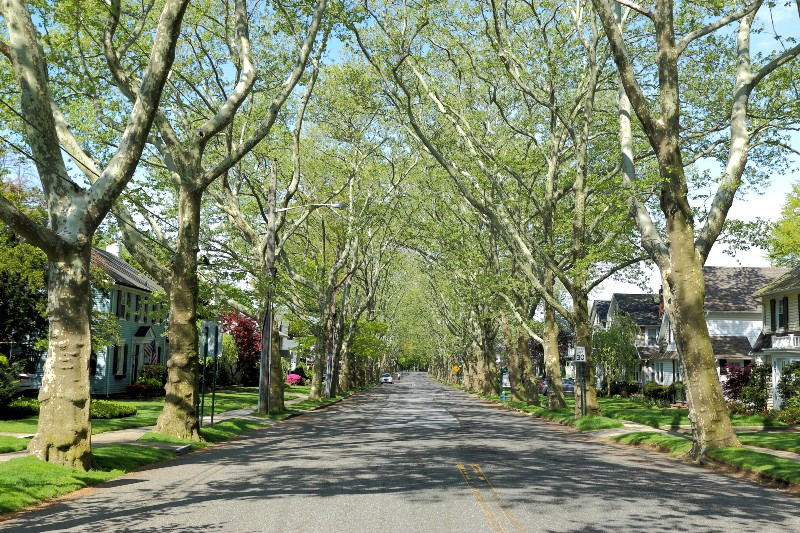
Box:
592 0 800 456
0 0 188 468
350 0 648 413
98 0 327 436
592 314 639 396
768 181 800 267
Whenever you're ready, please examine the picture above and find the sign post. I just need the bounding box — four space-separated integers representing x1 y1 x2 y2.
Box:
575 346 587 417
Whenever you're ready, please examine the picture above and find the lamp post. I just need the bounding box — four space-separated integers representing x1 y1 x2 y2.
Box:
257 159 347 414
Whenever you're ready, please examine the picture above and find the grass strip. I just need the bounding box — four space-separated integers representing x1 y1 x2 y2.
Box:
736 432 800 454
138 417 273 448
0 436 29 453
575 416 625 431
0 445 173 516
706 447 800 485
611 431 693 457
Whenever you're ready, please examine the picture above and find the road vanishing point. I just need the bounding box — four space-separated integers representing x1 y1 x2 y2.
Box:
3 373 799 532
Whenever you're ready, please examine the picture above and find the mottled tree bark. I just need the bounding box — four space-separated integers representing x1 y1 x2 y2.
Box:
29 246 95 469
155 183 201 440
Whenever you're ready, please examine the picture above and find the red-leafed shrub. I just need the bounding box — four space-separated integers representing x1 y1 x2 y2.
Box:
219 311 262 385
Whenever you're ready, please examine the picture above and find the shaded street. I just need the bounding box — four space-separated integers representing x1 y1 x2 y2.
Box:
3 373 799 532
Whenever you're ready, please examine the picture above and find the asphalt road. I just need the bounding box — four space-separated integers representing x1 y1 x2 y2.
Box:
3 372 799 532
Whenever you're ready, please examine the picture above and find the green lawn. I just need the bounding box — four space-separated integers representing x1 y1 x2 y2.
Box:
596 397 784 428
707 447 800 485
612 431 693 457
737 432 800 454
0 436 29 453
0 445 174 515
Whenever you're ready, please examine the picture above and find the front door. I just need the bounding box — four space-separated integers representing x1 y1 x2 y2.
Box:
131 342 144 383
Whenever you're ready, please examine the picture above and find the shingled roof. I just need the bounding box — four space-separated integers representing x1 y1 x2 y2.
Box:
611 293 660 326
91 248 161 293
703 266 790 312
591 300 610 323
710 336 753 358
752 265 800 299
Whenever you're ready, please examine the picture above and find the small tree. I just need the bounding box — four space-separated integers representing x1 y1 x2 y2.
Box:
219 312 262 385
722 365 752 401
740 364 771 413
592 316 640 397
777 361 800 406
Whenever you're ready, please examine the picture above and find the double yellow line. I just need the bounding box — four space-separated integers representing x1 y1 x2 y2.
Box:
456 464 525 533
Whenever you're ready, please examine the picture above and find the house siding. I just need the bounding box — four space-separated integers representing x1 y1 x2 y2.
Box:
706 311 762 346
762 291 800 334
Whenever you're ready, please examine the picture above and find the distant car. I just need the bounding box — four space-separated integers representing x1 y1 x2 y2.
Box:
380 372 393 384
538 378 575 394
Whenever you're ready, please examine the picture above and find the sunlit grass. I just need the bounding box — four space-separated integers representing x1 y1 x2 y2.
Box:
737 432 800 454
706 447 800 485
612 431 693 457
0 436 29 453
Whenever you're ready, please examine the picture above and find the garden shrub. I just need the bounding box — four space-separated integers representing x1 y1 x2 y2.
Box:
286 373 302 386
772 406 800 425
740 364 771 412
91 399 137 419
609 382 639 397
726 400 750 415
777 361 800 405
1 397 40 419
125 383 147 399
642 381 670 401
136 378 165 397
670 381 684 402
0 355 21 410
722 365 751 400
139 364 168 384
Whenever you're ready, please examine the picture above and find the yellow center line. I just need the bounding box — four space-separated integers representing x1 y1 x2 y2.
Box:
470 464 526 533
457 463 504 533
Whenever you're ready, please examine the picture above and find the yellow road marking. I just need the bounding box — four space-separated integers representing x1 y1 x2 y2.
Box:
457 463 504 533
470 464 526 533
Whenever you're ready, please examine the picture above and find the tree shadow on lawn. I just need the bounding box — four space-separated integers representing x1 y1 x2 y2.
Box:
4 384 799 532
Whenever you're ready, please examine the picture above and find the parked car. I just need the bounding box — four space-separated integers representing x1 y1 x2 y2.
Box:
380 372 393 384
538 378 575 394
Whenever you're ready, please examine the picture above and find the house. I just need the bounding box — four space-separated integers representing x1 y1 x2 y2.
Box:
603 293 661 385
24 246 169 396
658 266 789 386
91 247 169 395
589 300 610 329
751 266 800 408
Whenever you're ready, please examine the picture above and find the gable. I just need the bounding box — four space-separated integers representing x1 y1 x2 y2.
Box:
703 266 790 312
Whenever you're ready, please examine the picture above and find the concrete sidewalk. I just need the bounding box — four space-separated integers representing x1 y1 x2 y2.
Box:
0 394 310 463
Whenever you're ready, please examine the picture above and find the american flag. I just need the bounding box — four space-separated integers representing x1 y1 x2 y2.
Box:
144 341 157 364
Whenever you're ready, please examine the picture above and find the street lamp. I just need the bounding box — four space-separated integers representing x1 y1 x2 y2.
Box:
257 160 347 415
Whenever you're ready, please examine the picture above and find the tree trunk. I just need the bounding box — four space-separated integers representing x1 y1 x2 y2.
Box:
503 318 525 402
666 234 739 457
519 330 539 406
269 323 284 412
572 289 600 417
544 300 565 409
155 183 201 440
29 245 95 470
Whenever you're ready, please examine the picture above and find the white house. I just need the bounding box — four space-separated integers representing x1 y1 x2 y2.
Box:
658 266 789 386
751 266 800 408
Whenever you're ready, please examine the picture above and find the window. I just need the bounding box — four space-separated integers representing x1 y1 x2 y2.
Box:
770 299 777 331
113 344 128 376
647 328 658 347
125 293 133 321
780 296 789 329
116 290 126 318
719 358 728 376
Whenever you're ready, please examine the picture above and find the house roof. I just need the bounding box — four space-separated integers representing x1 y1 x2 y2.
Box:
611 293 660 326
710 336 753 359
91 248 162 293
638 347 663 360
703 266 790 312
591 300 610 322
751 265 800 299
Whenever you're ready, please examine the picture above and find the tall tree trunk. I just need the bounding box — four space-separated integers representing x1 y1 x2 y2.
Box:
572 289 600 417
155 183 201 440
543 277 565 409
665 219 738 456
29 245 95 469
269 323 284 412
503 317 525 402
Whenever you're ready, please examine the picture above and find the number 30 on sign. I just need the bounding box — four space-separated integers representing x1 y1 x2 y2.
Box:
574 346 586 363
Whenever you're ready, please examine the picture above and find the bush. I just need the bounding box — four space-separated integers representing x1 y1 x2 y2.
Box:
286 373 302 386
670 381 684 402
608 382 640 397
1 397 40 419
727 400 751 415
125 383 147 399
740 364 771 412
136 378 164 397
139 364 168 385
0 355 21 410
777 361 800 405
723 365 751 400
91 399 137 419
643 381 670 401
772 406 800 425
